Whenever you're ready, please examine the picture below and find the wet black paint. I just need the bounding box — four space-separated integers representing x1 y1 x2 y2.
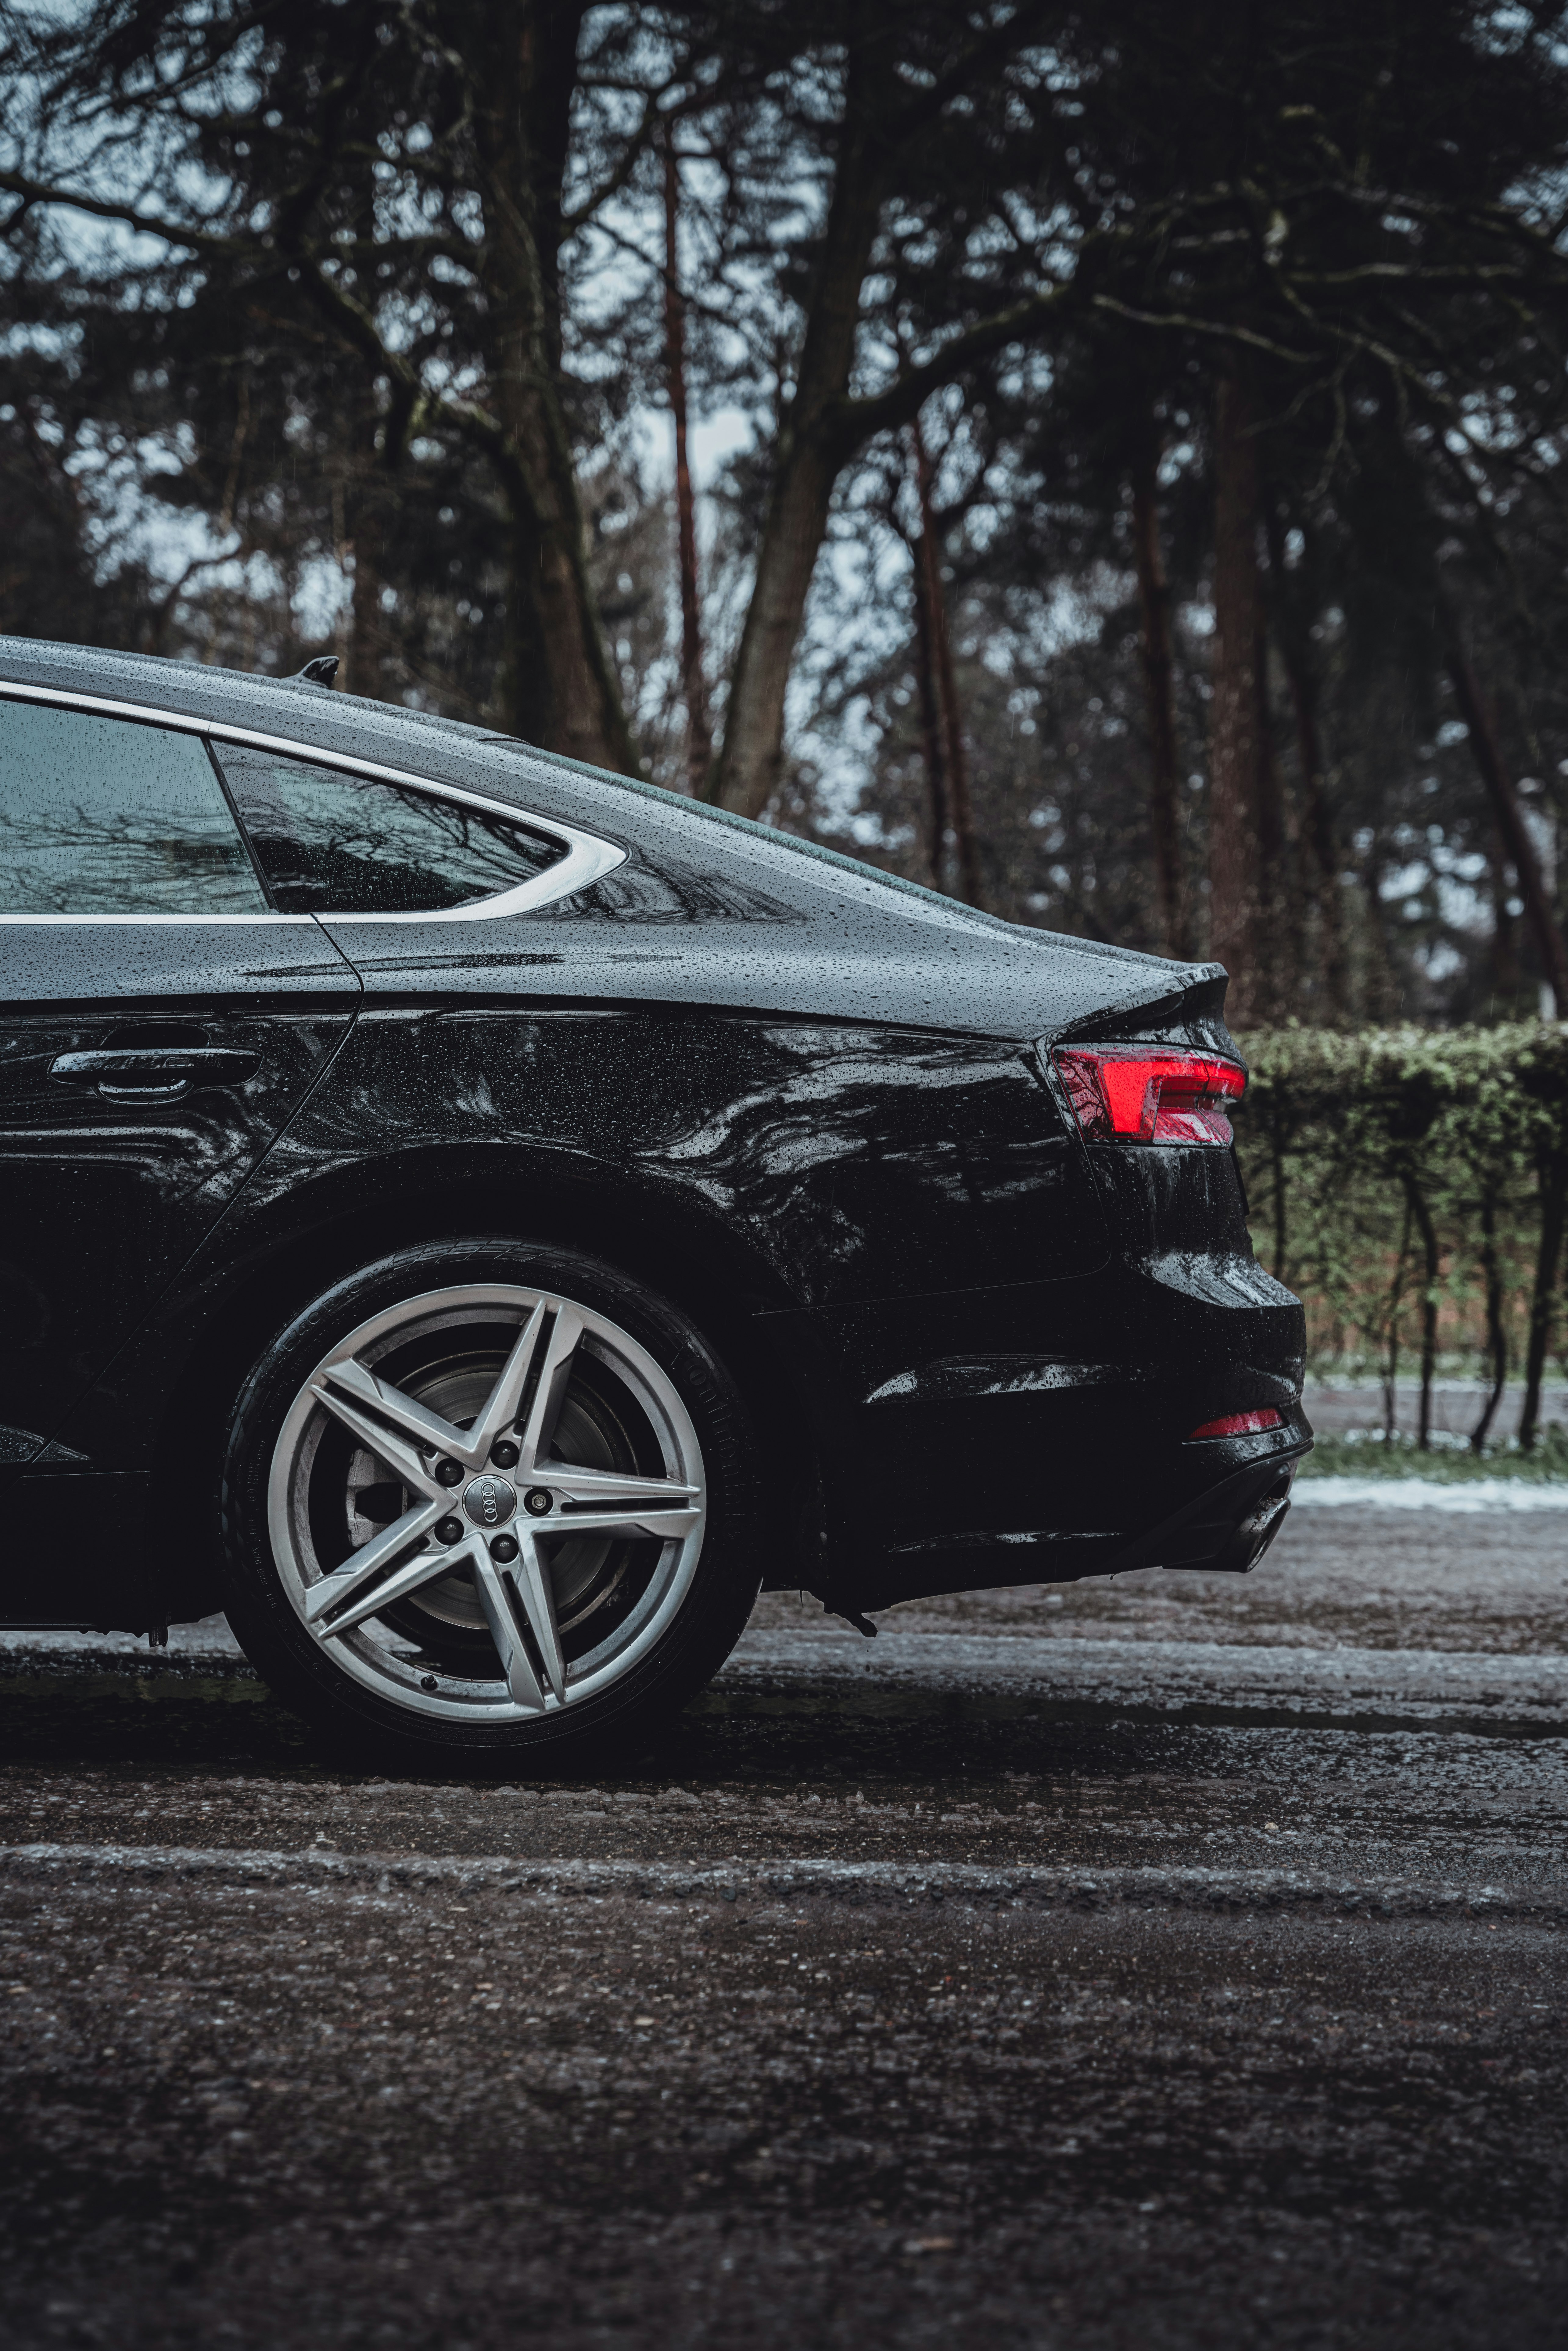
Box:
0 640 1307 1630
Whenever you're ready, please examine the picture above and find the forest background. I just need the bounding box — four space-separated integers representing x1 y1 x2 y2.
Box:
5 0 1568 1426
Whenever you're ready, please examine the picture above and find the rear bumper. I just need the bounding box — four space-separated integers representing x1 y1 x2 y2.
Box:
842 1414 1309 1608
824 1246 1309 1610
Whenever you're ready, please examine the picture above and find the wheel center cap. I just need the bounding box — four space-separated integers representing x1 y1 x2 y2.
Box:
461 1474 518 1529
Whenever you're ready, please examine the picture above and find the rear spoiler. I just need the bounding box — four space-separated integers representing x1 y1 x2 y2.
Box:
1045 961 1236 1060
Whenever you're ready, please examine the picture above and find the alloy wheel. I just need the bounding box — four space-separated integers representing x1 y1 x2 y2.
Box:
266 1283 707 1720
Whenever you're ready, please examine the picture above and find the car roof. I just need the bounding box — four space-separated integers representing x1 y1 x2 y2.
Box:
0 635 1216 1039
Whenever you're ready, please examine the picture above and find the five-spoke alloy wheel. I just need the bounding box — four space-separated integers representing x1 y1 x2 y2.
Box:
218 1242 762 1763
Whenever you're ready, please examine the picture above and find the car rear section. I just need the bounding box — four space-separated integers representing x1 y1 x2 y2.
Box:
0 636 1308 1685
830 966 1309 1614
1048 987 1307 1543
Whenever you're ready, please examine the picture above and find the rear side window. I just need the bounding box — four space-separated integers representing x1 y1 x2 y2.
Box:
0 700 269 916
213 742 565 915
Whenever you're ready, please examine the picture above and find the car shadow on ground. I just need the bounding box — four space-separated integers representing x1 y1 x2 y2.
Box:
0 1658 1221 1788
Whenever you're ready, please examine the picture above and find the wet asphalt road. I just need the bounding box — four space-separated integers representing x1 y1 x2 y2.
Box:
4 1491 1568 2349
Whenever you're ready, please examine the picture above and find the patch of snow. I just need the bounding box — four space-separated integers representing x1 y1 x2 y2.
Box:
1293 1476 1568 1512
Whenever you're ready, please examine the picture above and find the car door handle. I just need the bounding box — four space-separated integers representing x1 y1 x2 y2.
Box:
48 1047 262 1100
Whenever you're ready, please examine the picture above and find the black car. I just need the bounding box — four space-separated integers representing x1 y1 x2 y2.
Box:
0 639 1310 1762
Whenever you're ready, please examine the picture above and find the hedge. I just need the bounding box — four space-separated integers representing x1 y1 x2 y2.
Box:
1229 1024 1568 1450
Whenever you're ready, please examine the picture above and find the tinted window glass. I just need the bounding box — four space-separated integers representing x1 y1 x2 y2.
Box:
0 701 269 916
214 743 565 915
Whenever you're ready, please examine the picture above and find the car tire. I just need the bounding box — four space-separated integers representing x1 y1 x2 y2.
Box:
216 1238 762 1767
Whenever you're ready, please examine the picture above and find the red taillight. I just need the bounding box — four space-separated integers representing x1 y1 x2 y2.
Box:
1188 1409 1283 1439
1054 1045 1245 1145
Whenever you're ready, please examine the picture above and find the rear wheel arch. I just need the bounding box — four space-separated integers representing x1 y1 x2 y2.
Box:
142 1155 831 1621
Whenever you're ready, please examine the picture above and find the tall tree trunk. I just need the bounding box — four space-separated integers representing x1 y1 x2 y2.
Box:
1131 433 1189 957
1442 613 1568 1014
1488 819 1524 1007
345 485 385 703
698 25 1055 822
912 414 983 909
1252 595 1286 1019
331 473 351 683
664 132 710 796
1208 361 1267 1021
1298 718 1344 1018
472 4 638 773
341 424 390 701
708 49 888 815
1359 836 1401 1022
500 485 637 768
706 436 842 814
1264 510 1345 1020
908 526 949 890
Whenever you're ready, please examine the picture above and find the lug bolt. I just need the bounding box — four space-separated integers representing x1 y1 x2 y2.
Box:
435 1458 463 1487
524 1487 553 1517
436 1516 463 1545
490 1534 519 1564
419 1674 439 1693
489 1439 519 1469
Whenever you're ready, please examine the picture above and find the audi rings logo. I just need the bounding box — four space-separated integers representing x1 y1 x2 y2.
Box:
461 1474 517 1529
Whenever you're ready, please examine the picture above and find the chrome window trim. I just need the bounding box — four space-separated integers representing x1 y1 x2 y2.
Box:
0 678 627 924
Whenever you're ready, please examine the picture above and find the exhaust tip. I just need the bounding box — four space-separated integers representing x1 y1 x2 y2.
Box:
1214 1487 1292 1575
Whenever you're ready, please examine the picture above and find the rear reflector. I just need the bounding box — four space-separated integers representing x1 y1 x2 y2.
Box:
1188 1409 1284 1440
1054 1044 1245 1145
